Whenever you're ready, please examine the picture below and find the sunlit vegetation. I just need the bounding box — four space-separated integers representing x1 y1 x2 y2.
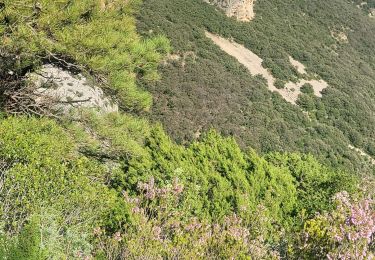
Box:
0 0 170 111
0 0 374 258
137 0 375 174
0 114 369 258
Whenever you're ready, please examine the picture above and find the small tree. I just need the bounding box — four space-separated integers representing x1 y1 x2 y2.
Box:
300 83 314 95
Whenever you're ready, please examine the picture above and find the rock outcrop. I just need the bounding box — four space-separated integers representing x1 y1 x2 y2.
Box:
204 0 256 22
29 65 118 114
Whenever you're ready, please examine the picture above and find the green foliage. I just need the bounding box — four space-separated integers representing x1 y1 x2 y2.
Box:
274 79 286 89
265 153 358 216
262 57 299 83
296 215 332 259
0 113 365 258
117 127 355 232
0 210 95 259
297 94 315 111
4 217 46 260
66 110 151 159
137 0 375 174
300 83 314 95
0 0 170 111
0 117 116 233
0 0 372 257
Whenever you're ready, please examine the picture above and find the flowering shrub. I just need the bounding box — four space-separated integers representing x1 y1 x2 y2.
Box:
300 191 375 259
327 192 375 259
93 177 280 259
0 116 368 259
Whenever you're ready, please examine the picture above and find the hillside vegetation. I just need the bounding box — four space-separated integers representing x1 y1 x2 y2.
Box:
0 0 374 259
0 114 369 259
0 0 169 111
137 0 375 174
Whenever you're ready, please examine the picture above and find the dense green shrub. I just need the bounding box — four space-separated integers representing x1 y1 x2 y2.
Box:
300 83 314 95
114 127 358 232
0 117 116 233
0 0 170 111
0 0 373 258
265 153 357 216
1 217 46 260
274 79 286 89
297 94 315 111
0 114 367 258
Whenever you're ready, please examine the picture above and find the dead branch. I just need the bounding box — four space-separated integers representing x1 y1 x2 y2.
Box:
0 50 78 118
2 82 60 118
0 68 60 118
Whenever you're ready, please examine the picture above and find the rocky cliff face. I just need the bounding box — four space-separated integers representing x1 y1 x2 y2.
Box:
204 0 256 21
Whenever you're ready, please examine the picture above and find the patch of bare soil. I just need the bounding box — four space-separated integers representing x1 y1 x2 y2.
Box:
163 51 197 68
278 79 327 104
331 30 348 43
205 32 328 104
204 0 256 22
289 56 307 74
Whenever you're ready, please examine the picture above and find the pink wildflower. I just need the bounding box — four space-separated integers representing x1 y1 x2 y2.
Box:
113 231 122 242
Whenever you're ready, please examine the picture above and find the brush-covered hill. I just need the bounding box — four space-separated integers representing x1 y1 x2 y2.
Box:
137 0 375 175
0 0 374 259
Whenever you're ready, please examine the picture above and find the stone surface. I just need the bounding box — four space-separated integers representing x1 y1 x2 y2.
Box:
204 0 256 21
29 64 118 113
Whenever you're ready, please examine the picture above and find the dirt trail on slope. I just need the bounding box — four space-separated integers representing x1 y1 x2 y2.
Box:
205 32 328 104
